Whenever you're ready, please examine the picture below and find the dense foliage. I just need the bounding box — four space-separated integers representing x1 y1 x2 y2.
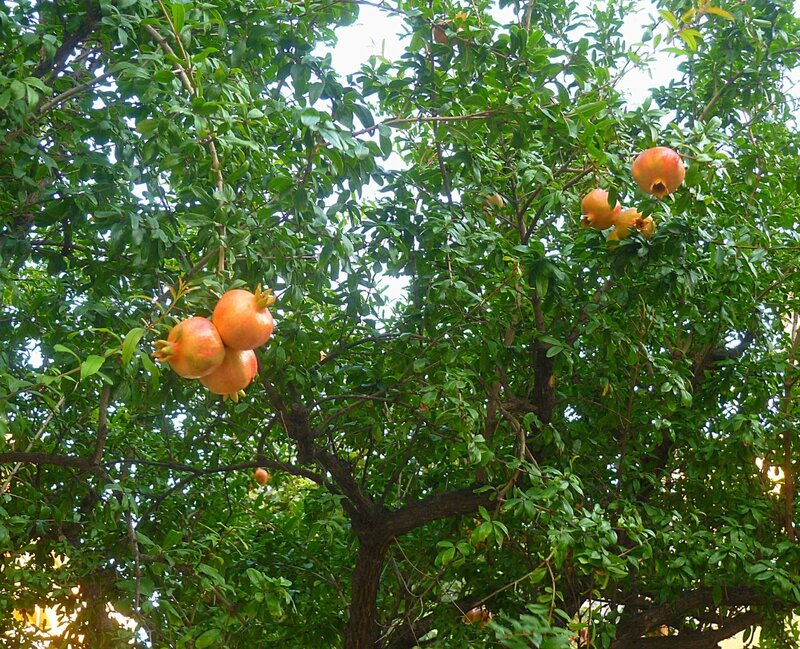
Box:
2 0 800 647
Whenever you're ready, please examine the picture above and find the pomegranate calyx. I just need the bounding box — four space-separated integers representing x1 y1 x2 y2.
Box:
152 340 175 361
254 284 276 309
650 180 668 196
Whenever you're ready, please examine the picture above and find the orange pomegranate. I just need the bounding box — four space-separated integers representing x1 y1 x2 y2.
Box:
638 216 656 238
608 208 655 242
200 348 258 400
254 468 270 486
580 189 621 230
631 146 685 197
212 285 275 351
153 317 225 379
463 605 492 627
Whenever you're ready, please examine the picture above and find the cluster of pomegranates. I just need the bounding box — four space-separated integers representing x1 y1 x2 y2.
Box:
153 285 275 402
580 146 685 242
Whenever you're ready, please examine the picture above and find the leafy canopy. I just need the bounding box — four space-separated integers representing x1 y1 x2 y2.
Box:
1 0 800 647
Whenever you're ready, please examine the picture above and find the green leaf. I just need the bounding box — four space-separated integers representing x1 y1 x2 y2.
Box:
80 355 105 381
246 567 263 587
300 109 320 128
153 69 176 83
198 563 225 584
658 9 680 29
545 345 562 358
24 76 50 93
10 79 25 100
121 327 145 365
195 629 221 648
54 344 79 359
706 6 734 21
136 119 159 136
679 29 701 51
171 1 185 34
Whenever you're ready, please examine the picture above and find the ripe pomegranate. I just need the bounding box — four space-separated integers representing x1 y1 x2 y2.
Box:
254 468 270 486
608 208 655 242
200 348 258 401
631 146 685 197
485 192 505 209
580 189 621 230
638 216 656 238
212 285 275 351
153 317 225 379
463 605 492 627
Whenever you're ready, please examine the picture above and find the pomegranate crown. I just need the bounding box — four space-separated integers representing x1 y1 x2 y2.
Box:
254 284 277 309
152 338 174 362
152 325 184 361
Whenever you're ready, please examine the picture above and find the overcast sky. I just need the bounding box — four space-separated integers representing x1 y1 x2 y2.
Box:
320 0 800 110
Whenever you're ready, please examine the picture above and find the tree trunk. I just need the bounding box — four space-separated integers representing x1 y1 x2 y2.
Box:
344 536 390 649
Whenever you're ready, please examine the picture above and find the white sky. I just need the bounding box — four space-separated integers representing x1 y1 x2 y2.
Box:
321 0 800 108
320 1 677 107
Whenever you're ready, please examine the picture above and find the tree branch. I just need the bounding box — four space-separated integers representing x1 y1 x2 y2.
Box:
698 71 746 123
262 377 379 520
91 385 111 465
351 111 500 137
0 451 92 470
32 2 101 79
386 486 491 539
628 610 763 649
611 587 765 648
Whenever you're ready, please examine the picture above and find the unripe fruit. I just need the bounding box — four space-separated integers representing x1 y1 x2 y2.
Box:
212 285 275 351
200 348 258 401
153 317 225 379
580 189 621 230
631 147 685 197
254 468 270 486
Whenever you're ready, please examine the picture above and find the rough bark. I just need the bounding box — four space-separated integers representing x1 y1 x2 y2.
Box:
344 537 391 649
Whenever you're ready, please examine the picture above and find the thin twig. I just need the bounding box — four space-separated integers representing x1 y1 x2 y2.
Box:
351 111 499 137
143 23 227 273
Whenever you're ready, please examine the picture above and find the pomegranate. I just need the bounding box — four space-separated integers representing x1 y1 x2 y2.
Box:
638 216 656 238
631 146 685 197
580 189 621 230
608 208 655 242
212 285 275 351
485 192 505 209
463 605 492 627
254 467 270 486
153 317 225 379
200 348 258 400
